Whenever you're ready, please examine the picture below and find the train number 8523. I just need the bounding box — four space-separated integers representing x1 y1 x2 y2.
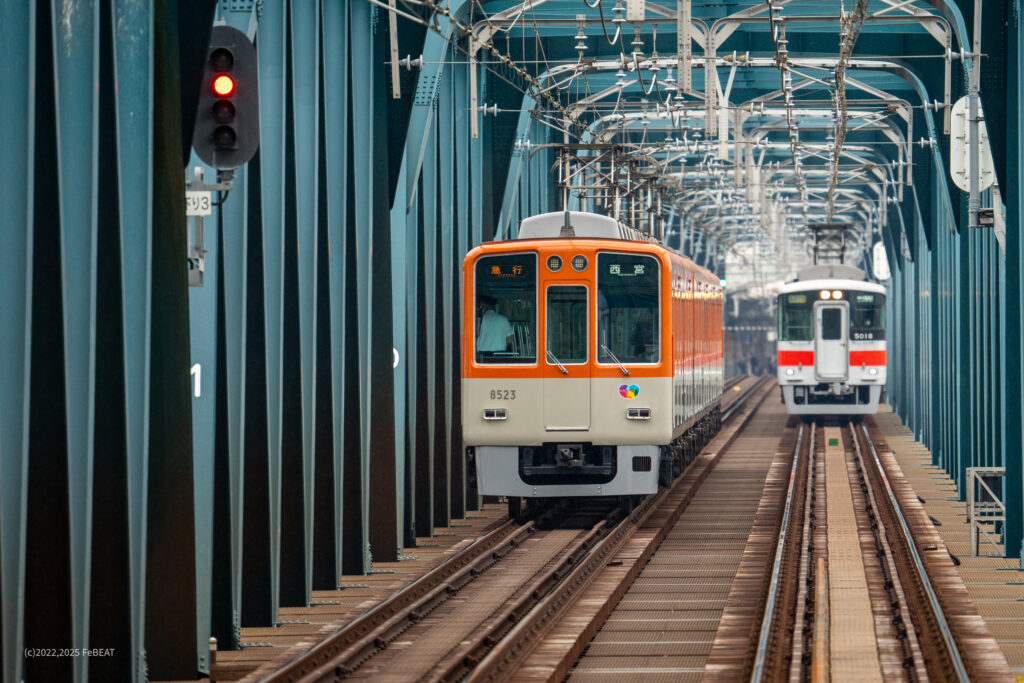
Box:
489 389 516 400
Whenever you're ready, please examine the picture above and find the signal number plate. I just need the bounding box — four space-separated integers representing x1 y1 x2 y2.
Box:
186 191 212 216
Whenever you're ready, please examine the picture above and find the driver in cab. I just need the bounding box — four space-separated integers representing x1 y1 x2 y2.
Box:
476 295 513 353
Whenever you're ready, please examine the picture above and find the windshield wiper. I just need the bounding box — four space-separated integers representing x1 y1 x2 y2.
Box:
601 344 630 376
546 349 569 375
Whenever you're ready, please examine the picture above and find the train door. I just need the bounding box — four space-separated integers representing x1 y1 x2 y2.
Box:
814 302 848 380
543 284 590 430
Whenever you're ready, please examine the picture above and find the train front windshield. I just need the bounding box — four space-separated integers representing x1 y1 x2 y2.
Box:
474 253 537 363
778 293 813 341
778 290 886 341
597 253 659 363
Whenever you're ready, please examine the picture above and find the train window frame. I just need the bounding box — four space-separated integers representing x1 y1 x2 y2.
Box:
849 290 887 341
544 284 589 366
595 251 661 366
473 251 539 365
778 291 815 342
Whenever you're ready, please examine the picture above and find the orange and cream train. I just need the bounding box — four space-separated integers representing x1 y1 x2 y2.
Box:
776 264 887 415
461 211 723 511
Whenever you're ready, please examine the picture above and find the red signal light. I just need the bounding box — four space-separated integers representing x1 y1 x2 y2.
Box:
212 74 235 96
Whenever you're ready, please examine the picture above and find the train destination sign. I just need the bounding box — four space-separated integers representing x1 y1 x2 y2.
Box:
487 263 528 278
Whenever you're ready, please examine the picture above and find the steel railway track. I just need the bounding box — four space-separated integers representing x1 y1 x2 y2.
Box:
751 417 1008 682
256 378 772 683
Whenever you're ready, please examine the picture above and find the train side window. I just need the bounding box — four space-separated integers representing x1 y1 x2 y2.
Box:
778 293 813 341
474 253 537 364
820 308 842 340
597 253 659 364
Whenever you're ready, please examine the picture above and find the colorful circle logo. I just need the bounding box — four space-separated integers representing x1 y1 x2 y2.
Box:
619 384 640 399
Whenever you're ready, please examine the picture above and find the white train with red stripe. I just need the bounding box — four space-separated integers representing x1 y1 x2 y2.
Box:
776 264 886 415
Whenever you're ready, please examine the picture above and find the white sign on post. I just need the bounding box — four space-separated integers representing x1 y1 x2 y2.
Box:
186 190 213 216
949 96 995 193
872 241 891 281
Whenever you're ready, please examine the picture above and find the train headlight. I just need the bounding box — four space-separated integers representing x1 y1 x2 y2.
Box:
547 255 563 272
869 368 878 375
785 368 795 376
571 254 588 271
831 290 843 299
820 290 831 300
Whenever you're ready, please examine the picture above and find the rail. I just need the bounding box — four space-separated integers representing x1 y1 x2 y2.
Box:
722 375 771 423
859 422 969 682
750 422 804 681
463 378 776 682
260 517 524 682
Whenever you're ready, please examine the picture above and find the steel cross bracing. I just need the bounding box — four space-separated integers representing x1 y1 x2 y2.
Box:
411 0 964 283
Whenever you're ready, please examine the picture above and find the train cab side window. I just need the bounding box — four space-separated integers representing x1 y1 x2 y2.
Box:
597 253 659 364
850 292 886 340
475 253 537 364
778 293 813 341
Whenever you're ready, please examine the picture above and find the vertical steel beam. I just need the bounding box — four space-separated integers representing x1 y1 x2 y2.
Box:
0 3 34 682
212 2 254 645
930 189 942 468
419 121 438 537
110 0 154 676
50 0 100 677
146 0 198 674
391 157 410 545
1004 1 1023 557
438 62 455 527
403 177 421 541
392 19 452 539
470 68 484 249
352 6 375 554
452 58 470 518
217 164 248 642
257 0 287 622
367 7 399 561
290 0 321 604
187 165 219 669
321 0 349 583
957 218 970 496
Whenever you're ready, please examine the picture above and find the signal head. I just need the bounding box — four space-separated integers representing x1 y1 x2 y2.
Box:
192 26 260 169
209 47 234 71
212 74 235 96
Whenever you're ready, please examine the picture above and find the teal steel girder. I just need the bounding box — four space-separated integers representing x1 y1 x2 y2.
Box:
421 114 439 537
1006 0 1023 558
290 0 320 606
187 161 219 670
438 57 455 528
111 0 156 677
256 0 286 621
0 3 34 682
390 16 452 540
322 0 350 584
52 1 101 679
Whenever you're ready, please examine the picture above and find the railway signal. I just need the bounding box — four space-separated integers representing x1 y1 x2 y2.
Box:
192 25 260 169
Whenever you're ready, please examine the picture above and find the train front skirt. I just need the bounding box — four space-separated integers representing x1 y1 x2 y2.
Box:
474 444 661 497
780 382 882 415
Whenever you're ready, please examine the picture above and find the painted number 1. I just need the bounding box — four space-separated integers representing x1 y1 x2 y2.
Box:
191 363 201 398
